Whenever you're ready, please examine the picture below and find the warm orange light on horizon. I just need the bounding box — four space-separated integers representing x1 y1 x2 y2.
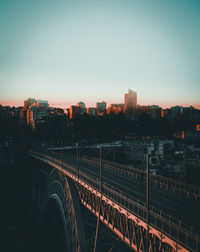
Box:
1 99 200 110
0 100 23 107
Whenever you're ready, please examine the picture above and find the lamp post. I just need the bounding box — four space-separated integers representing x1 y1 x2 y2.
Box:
61 138 63 169
76 142 79 181
94 147 102 252
145 148 149 252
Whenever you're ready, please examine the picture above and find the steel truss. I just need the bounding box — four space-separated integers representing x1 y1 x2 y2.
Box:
32 164 87 252
30 151 199 252
77 182 187 252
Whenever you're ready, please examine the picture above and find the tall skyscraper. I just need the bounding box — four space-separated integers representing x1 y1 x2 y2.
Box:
124 89 137 115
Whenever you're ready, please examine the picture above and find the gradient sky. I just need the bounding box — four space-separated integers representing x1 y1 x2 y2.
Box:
0 0 200 108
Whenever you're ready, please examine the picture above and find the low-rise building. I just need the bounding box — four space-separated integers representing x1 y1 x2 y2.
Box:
87 107 97 117
96 101 107 114
77 102 86 114
108 104 124 114
69 106 81 119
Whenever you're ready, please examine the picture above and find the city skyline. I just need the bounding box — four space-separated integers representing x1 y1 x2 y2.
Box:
1 93 200 110
1 95 200 110
1 0 200 109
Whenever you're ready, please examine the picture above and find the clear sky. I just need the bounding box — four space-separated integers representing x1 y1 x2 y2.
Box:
0 0 200 108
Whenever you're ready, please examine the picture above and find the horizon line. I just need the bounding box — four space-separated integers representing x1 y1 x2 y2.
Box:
1 100 200 110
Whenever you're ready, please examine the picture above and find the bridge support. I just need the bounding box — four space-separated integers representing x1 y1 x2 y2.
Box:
30 163 87 252
29 152 191 252
77 182 187 252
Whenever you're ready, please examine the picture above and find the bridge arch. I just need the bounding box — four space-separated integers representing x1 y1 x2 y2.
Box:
30 153 191 252
34 167 87 252
37 193 70 252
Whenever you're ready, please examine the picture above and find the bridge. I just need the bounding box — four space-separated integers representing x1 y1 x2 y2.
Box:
29 147 200 252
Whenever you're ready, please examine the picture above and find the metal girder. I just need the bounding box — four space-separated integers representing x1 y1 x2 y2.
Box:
29 152 198 252
32 164 87 252
78 183 188 252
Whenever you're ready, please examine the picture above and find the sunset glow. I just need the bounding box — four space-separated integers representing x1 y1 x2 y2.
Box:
0 0 200 108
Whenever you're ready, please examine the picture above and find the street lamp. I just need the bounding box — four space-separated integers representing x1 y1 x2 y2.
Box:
94 146 102 252
144 148 149 252
76 142 79 181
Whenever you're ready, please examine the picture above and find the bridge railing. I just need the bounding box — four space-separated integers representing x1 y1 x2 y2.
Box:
40 149 200 200
101 184 200 252
78 164 200 252
80 156 200 201
30 150 200 252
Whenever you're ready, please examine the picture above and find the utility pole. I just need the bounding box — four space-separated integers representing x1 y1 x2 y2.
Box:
61 138 63 169
94 147 102 252
76 142 79 181
100 147 102 196
51 139 53 166
146 149 149 252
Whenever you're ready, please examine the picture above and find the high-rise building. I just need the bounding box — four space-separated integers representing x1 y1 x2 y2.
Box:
34 100 48 110
24 98 35 109
24 98 49 129
77 102 86 114
69 106 81 119
124 89 137 115
26 106 48 129
87 107 97 117
96 101 107 113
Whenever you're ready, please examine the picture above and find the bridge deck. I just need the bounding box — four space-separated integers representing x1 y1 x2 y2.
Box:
30 150 200 252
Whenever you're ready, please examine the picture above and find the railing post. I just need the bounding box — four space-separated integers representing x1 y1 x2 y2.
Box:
160 211 163 232
169 215 172 236
177 220 181 242
132 198 134 212
137 199 140 217
186 232 188 248
144 203 146 219
191 226 194 236
196 235 198 252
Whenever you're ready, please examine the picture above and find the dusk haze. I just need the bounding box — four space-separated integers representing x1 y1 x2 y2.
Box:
0 0 200 108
